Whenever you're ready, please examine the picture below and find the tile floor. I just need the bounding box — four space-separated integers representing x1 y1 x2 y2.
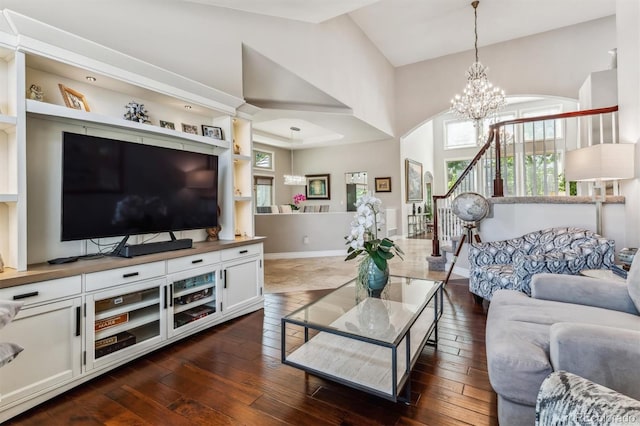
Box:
264 237 452 293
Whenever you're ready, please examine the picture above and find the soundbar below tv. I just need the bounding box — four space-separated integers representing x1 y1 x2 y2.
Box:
61 132 219 257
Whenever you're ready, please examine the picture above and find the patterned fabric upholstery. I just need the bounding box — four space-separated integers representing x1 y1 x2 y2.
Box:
0 300 24 368
536 371 640 426
469 227 615 300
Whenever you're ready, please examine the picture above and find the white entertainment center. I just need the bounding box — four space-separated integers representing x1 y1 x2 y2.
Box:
0 10 264 422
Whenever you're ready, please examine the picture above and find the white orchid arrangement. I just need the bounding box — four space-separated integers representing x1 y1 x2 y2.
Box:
344 193 403 272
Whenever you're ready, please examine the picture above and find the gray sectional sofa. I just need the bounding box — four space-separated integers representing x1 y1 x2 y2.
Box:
485 256 640 425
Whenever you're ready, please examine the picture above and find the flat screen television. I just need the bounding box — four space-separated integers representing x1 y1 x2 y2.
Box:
61 132 218 243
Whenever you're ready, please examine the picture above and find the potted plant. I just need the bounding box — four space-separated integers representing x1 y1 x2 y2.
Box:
291 193 306 211
344 193 403 292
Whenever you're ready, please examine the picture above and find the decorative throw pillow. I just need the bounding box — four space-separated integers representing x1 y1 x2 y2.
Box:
626 254 640 312
0 342 23 367
0 300 24 330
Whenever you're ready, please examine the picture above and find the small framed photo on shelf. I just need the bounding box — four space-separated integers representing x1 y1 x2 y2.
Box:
202 125 224 140
58 84 90 112
159 120 175 130
375 177 392 193
305 174 331 200
182 123 198 135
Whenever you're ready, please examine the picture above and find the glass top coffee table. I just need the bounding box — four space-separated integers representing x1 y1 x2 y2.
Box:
281 275 443 403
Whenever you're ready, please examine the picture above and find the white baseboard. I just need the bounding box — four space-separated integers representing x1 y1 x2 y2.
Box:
264 250 345 260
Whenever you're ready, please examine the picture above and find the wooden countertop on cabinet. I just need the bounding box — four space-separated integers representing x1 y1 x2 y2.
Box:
0 237 265 289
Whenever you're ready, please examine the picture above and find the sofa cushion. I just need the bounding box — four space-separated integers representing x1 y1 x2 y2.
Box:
0 300 23 330
486 290 640 406
469 227 614 301
0 342 23 368
627 255 640 312
536 371 640 426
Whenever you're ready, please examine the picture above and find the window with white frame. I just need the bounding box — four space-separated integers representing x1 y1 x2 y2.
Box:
254 176 273 208
445 120 476 149
253 149 274 171
522 106 563 141
445 114 517 149
446 159 473 189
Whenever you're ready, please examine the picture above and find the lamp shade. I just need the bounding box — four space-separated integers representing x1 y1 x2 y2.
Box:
565 143 635 181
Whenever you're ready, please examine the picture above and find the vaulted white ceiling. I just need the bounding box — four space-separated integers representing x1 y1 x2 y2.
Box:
191 0 616 148
5 0 618 148
186 0 616 66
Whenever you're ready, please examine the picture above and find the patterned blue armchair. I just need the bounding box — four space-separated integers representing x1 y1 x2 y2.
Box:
468 227 615 301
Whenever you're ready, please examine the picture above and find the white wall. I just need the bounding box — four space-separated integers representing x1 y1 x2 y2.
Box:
293 139 400 213
256 212 353 256
2 1 395 137
616 0 640 248
401 120 433 235
395 16 617 137
481 201 626 245
252 142 297 206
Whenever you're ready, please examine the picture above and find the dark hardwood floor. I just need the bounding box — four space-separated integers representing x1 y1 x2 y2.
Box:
7 281 497 425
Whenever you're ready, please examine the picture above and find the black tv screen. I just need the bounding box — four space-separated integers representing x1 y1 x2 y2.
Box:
61 132 218 241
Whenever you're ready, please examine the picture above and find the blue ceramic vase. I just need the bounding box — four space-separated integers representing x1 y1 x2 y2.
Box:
362 257 389 293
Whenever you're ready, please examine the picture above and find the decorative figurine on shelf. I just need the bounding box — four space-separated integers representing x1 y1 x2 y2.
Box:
235 188 242 197
28 84 44 101
206 225 221 241
418 206 422 214
205 205 221 241
412 203 416 215
123 101 150 124
233 140 241 155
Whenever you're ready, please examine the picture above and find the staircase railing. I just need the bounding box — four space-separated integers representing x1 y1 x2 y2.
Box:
431 105 619 256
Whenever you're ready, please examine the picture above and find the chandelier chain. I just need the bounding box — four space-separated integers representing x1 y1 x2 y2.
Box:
473 1 479 63
450 0 506 127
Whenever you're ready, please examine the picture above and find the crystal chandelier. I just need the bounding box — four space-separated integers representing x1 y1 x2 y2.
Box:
451 1 505 124
283 126 306 185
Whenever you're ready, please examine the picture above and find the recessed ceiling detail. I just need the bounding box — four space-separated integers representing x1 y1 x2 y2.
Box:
242 45 390 150
253 118 344 148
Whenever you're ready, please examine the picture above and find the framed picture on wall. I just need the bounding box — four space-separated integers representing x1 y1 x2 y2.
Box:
305 174 331 199
253 149 274 171
405 159 423 202
375 177 391 192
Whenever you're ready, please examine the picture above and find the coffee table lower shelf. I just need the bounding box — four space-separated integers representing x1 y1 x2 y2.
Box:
282 284 442 403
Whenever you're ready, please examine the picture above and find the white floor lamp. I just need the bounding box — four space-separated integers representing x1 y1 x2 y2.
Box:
565 143 635 235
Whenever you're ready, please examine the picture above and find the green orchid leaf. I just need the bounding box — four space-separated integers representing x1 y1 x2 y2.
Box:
378 250 394 260
371 255 387 271
345 250 361 261
379 238 394 248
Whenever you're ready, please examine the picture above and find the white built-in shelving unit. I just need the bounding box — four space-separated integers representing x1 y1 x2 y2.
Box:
0 12 264 422
0 14 256 271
